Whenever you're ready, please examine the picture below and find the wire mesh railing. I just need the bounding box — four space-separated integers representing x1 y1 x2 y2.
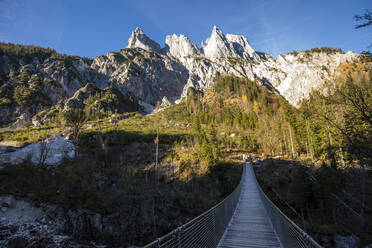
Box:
251 164 322 248
143 165 246 248
143 162 322 248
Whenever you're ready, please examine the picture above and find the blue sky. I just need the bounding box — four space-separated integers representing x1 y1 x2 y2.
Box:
0 0 370 58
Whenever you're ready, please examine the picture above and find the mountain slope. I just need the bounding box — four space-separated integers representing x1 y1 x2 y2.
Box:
0 27 363 128
93 27 361 108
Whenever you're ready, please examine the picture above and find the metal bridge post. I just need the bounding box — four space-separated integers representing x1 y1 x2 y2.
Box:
302 231 311 247
172 229 177 247
155 238 161 248
212 208 216 245
177 226 183 248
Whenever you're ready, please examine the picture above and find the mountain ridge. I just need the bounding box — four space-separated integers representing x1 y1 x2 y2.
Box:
0 27 362 127
124 26 264 60
121 26 358 105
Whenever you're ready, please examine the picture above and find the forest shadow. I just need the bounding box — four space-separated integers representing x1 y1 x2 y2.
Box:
0 129 243 247
254 158 372 246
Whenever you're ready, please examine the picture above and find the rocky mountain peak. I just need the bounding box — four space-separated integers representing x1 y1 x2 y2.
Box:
225 34 257 60
133 27 143 34
126 27 161 52
201 26 233 59
164 34 200 58
212 25 224 37
200 26 258 60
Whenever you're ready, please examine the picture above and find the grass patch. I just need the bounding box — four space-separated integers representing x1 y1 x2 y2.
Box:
0 126 61 143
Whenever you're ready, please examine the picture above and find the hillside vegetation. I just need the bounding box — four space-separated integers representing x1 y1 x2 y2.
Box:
163 73 372 245
0 99 243 246
0 43 94 127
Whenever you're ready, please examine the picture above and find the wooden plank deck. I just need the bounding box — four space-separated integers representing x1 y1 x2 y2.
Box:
217 163 282 248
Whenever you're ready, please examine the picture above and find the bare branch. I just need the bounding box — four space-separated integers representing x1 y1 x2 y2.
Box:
354 9 372 29
38 140 50 166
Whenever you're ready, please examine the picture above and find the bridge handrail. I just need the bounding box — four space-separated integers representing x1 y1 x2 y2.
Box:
251 164 322 248
143 164 246 248
143 162 323 248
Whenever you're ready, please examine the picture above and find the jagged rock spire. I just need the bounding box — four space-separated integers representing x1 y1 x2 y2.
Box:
201 26 233 59
126 27 161 52
125 26 258 60
201 26 258 60
164 34 200 58
225 33 256 59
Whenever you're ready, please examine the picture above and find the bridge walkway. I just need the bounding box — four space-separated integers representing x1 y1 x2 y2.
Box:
217 164 282 248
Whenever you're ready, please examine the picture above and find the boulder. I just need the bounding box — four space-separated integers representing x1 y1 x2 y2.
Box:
0 138 75 166
0 195 15 208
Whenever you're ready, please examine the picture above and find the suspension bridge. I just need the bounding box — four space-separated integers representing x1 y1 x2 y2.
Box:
143 162 322 248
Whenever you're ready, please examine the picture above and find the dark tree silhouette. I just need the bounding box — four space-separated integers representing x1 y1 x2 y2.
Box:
63 108 87 145
354 9 372 49
354 9 372 29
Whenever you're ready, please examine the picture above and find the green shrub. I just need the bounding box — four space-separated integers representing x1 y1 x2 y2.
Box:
63 108 87 143
13 85 35 106
0 97 12 106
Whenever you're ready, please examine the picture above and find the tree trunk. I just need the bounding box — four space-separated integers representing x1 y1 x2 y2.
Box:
152 197 156 235
306 122 314 162
155 134 159 184
305 141 309 158
289 125 295 158
301 208 306 232
360 166 366 216
283 130 288 157
339 147 346 167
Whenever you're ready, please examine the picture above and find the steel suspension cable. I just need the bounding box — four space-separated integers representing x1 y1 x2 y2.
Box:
251 164 322 248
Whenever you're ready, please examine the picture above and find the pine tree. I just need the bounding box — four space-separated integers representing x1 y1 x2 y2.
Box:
200 138 213 165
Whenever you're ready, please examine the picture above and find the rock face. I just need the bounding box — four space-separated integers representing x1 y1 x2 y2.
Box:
90 48 188 105
225 33 257 60
0 195 154 247
0 196 79 247
255 51 357 106
90 26 358 109
64 83 140 113
0 195 129 247
64 83 99 110
117 26 358 107
164 34 200 58
202 26 234 59
201 26 259 61
0 46 100 127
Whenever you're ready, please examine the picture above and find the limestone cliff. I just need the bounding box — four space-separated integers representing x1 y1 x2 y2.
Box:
0 27 361 127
